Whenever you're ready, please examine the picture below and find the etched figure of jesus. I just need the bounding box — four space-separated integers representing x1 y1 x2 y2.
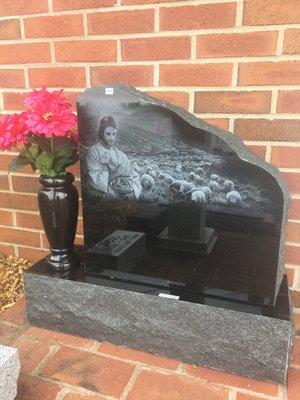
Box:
86 116 142 200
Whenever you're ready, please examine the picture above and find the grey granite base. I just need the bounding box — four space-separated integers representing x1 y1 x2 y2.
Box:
0 345 20 400
24 263 294 384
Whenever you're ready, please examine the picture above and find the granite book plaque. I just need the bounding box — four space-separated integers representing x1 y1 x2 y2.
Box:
77 84 290 307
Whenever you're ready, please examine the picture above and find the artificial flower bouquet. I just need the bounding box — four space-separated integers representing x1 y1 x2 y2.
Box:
0 88 78 177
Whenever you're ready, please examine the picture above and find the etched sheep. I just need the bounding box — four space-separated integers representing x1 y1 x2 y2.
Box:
226 190 242 205
191 190 206 204
223 179 234 192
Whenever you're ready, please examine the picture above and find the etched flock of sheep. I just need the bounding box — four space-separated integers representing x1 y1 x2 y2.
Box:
135 159 242 207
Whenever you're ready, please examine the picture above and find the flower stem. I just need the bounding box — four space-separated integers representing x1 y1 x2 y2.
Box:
50 136 54 154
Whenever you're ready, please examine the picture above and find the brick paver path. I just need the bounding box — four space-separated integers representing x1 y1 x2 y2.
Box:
0 298 298 400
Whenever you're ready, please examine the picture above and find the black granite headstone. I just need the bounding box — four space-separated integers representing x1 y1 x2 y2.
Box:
77 84 290 307
22 84 293 385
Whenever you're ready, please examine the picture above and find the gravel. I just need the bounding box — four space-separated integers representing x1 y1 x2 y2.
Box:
0 254 31 313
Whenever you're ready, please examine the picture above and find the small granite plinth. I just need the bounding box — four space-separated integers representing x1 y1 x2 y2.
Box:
24 259 293 384
86 230 146 272
157 227 217 255
0 345 20 400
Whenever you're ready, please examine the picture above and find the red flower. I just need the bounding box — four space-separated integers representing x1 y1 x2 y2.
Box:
25 87 71 109
24 88 77 138
0 113 28 150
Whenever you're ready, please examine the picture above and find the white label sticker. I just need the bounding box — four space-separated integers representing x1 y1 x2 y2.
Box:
105 88 114 95
159 293 180 300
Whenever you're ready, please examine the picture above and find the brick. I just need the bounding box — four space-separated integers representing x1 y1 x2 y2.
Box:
287 368 300 400
0 174 9 190
88 9 154 35
0 298 26 325
0 152 15 168
0 153 32 173
291 336 300 366
271 146 300 168
25 14 83 38
0 192 37 211
75 235 84 245
203 118 229 131
69 162 80 177
291 290 300 307
0 210 13 226
148 91 189 110
0 43 50 65
13 336 52 373
283 173 300 195
234 119 300 141
239 61 300 86
285 266 294 287
0 227 40 247
127 369 228 400
91 65 153 87
77 218 83 235
0 323 22 346
295 314 300 334
0 244 14 256
62 393 102 400
12 175 40 193
243 0 300 25
285 245 300 264
64 91 82 111
277 91 300 113
246 145 266 159
29 67 86 88
18 247 48 262
55 40 116 62
123 0 187 3
53 0 115 11
160 3 236 31
41 346 134 397
197 31 277 58
0 0 48 16
16 374 61 400
283 29 300 54
236 395 264 400
122 36 191 61
195 91 271 114
185 364 278 396
0 70 25 88
160 63 232 87
3 92 26 110
0 19 20 40
290 199 300 220
16 212 42 230
41 233 49 249
25 326 95 349
286 222 300 243
98 342 179 370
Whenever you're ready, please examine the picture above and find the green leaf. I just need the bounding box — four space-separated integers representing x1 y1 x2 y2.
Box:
8 156 32 172
53 157 72 174
53 136 77 151
54 146 73 160
28 144 39 159
35 151 54 176
23 144 39 163
28 135 50 152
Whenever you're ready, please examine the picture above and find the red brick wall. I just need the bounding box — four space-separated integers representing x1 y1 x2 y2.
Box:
0 0 299 318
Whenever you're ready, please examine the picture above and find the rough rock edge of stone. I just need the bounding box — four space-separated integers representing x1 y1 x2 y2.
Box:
24 271 293 384
78 83 291 303
0 345 20 400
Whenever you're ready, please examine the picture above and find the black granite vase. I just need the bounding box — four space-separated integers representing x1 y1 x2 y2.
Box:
38 173 79 272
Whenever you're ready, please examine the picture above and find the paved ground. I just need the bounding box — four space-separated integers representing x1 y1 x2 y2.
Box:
0 298 299 400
